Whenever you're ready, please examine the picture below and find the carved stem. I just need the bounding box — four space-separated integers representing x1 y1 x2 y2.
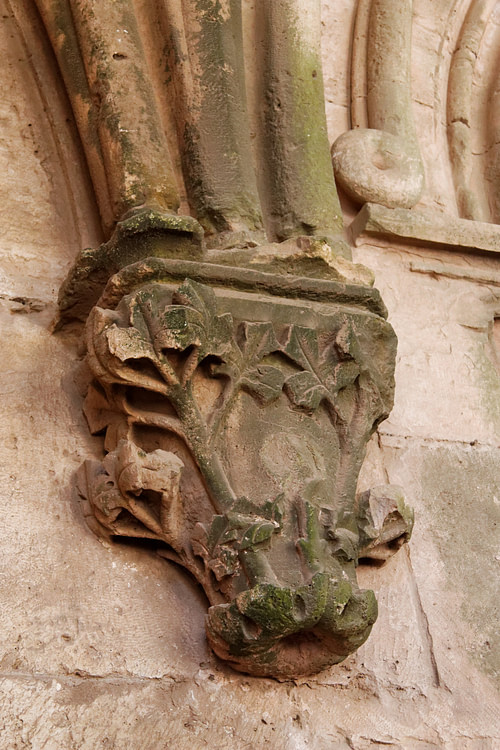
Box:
238 549 280 587
333 386 375 516
166 383 236 512
207 373 243 449
126 408 188 442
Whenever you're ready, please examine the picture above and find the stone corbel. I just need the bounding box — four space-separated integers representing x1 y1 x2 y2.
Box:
75 257 413 678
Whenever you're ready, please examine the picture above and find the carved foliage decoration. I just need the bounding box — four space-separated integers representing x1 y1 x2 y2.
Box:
79 278 412 677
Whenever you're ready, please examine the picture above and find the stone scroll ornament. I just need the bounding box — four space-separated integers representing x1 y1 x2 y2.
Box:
43 0 414 677
331 0 425 209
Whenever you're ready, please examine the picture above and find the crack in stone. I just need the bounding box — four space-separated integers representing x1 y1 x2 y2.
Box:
378 431 499 450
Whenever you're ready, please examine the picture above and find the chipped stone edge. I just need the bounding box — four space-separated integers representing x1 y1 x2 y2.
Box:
350 203 500 256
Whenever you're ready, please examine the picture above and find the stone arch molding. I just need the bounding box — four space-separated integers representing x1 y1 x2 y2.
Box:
447 0 500 223
21 0 414 677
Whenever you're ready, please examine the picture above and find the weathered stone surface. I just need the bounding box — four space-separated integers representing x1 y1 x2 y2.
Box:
355 241 500 447
57 209 204 325
351 203 500 255
372 435 500 688
1 0 499 746
94 257 387 316
209 235 370 283
78 270 404 677
331 0 425 209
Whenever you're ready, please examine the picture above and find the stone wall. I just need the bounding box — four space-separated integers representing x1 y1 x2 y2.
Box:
0 0 498 747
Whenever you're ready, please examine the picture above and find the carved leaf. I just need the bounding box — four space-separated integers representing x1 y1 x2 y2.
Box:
83 383 118 434
209 548 239 580
238 521 278 550
327 527 360 563
357 485 414 561
154 305 205 351
206 514 236 549
284 371 328 411
192 495 283 580
283 325 320 372
335 319 362 361
228 495 283 525
172 278 217 318
82 383 130 451
192 517 240 580
80 440 184 544
240 365 285 403
86 305 167 392
238 322 281 364
89 281 237 399
106 325 157 363
126 285 176 358
208 321 283 419
282 324 362 412
169 279 234 361
117 285 208 360
90 287 172 390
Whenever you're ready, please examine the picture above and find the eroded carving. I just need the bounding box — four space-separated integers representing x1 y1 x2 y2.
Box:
78 272 412 677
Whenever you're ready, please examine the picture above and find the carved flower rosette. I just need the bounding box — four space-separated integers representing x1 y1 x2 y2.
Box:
78 263 412 678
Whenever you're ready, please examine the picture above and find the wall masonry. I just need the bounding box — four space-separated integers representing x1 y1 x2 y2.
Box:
0 0 498 747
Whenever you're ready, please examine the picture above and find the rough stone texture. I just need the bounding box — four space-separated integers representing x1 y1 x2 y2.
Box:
0 1 499 748
351 203 500 256
78 269 405 678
